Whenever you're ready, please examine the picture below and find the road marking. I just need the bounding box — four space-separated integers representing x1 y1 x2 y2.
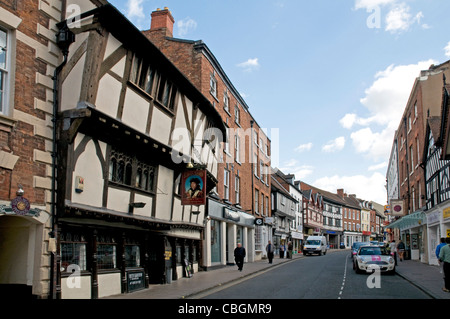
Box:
338 256 348 299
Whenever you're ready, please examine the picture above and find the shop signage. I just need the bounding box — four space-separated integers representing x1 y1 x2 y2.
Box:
181 169 206 206
127 270 145 293
390 200 404 216
443 207 450 220
254 218 263 226
0 197 41 217
427 211 440 224
362 231 371 235
223 208 240 222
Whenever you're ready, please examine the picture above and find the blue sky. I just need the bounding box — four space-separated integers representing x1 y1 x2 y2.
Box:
108 0 450 204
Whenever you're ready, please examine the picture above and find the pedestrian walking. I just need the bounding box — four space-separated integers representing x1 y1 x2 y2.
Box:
389 240 398 266
280 242 285 258
266 240 274 264
288 241 293 259
397 239 405 262
436 238 447 273
234 243 246 271
438 237 450 293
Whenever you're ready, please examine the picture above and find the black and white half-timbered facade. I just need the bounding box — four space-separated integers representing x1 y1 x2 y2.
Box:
423 83 450 265
54 3 225 299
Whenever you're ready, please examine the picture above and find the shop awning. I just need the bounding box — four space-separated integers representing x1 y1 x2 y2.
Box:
386 210 426 230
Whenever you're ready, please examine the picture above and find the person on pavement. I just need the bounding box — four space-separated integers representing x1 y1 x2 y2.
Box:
234 243 246 272
266 241 274 264
436 238 447 274
397 240 406 262
438 237 450 293
389 240 398 266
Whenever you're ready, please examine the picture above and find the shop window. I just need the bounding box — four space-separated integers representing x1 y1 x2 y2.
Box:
176 244 182 265
125 245 141 268
60 232 87 273
210 219 222 263
97 235 117 270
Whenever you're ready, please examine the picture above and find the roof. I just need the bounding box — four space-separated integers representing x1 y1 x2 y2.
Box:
299 181 346 206
73 4 226 139
271 175 298 203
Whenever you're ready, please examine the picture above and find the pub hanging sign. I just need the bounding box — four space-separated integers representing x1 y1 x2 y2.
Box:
181 169 206 206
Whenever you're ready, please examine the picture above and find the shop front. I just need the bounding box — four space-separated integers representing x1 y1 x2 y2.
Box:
386 210 427 262
204 198 255 270
426 204 450 265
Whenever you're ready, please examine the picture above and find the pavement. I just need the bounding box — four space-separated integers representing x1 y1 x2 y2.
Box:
104 250 450 300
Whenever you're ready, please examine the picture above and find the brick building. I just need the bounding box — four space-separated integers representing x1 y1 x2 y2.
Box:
0 0 65 298
388 60 450 261
143 8 272 264
337 190 362 248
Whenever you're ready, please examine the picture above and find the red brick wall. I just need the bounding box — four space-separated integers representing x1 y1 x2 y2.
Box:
0 0 49 204
144 27 271 217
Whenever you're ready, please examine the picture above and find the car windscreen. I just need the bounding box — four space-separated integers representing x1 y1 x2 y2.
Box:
353 242 370 249
306 240 321 245
359 247 389 256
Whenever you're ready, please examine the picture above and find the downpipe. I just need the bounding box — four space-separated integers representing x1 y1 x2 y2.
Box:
49 22 74 299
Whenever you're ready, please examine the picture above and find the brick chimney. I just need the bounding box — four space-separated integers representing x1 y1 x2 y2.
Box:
337 189 345 199
150 7 174 37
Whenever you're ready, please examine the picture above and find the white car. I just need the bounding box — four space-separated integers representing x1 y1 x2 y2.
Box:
353 246 396 275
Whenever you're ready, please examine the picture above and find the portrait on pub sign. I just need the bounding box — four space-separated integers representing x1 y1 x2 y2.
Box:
181 170 206 206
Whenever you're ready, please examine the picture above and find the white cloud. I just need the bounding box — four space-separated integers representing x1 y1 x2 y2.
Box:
279 160 314 180
177 18 198 37
385 3 423 33
368 161 388 171
339 113 375 129
313 172 387 204
445 42 450 57
126 0 145 20
295 143 313 152
355 0 427 33
237 58 260 72
322 137 345 153
342 60 437 160
354 0 396 10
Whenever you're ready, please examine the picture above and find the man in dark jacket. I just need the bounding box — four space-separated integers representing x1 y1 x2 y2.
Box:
234 243 246 271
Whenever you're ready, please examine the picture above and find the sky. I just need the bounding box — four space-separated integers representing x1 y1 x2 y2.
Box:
107 0 450 205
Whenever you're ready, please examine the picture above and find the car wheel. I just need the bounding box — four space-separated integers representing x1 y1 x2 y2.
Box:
354 261 362 274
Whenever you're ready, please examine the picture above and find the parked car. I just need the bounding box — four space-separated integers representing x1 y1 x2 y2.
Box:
350 242 371 259
353 245 396 275
303 236 327 256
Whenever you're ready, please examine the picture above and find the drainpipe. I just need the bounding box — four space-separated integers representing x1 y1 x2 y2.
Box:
49 21 75 299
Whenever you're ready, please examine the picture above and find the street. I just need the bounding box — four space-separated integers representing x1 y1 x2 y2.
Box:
200 251 432 299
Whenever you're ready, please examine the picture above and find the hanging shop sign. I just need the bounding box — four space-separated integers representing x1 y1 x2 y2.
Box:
390 199 405 216
181 169 206 206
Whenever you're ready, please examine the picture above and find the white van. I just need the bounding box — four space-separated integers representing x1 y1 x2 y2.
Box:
303 236 327 256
